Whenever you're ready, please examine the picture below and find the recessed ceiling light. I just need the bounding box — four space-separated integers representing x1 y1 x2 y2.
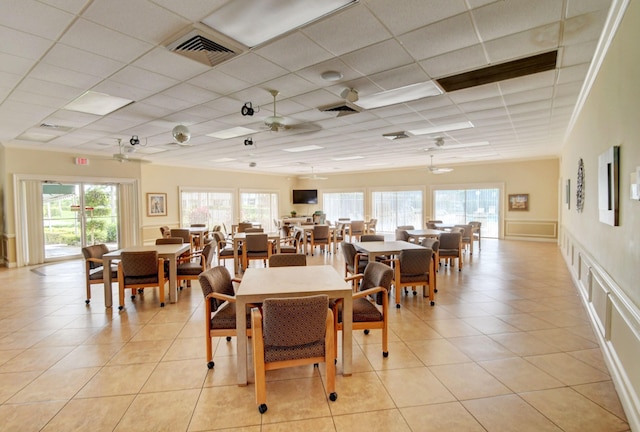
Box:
207 127 256 139
64 91 134 116
321 70 343 81
357 81 443 110
202 0 356 47
409 121 474 136
17 132 56 142
332 155 364 161
212 157 236 162
283 145 324 153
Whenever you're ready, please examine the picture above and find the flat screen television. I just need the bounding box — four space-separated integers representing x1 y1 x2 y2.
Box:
292 189 318 204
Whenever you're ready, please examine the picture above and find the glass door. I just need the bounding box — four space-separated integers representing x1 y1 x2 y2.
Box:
43 183 119 260
433 188 500 238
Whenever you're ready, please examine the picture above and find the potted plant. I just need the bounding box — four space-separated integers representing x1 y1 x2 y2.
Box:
290 210 297 217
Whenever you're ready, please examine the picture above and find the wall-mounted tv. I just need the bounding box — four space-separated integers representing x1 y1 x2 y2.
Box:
292 189 318 204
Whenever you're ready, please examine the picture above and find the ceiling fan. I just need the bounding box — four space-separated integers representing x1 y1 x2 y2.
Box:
299 166 328 180
112 138 150 163
263 90 320 133
428 155 453 174
424 136 490 152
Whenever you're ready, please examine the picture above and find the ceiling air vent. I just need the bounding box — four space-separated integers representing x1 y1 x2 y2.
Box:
318 100 362 117
436 50 557 92
165 26 245 67
382 131 410 140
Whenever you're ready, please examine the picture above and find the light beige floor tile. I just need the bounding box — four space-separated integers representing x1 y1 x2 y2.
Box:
334 409 410 432
189 385 262 430
0 371 40 403
328 372 396 416
572 381 628 421
361 341 423 370
525 352 611 385
567 348 609 373
521 387 629 432
75 363 157 398
115 389 199 432
495 313 558 331
429 362 512 400
263 416 335 432
463 394 563 431
0 349 23 367
0 400 66 432
0 330 57 350
401 402 486 432
203 355 243 387
107 339 172 365
141 358 207 392
378 366 456 407
86 324 144 345
130 322 186 342
0 346 75 373
462 315 521 334
478 357 563 392
405 338 471 365
41 395 134 432
489 331 561 356
259 377 333 424
527 328 598 352
448 334 517 361
424 318 482 338
387 320 442 341
163 336 203 361
8 367 99 403
32 327 96 347
51 343 122 369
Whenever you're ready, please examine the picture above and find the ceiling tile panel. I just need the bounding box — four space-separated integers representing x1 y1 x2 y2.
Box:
0 25 52 59
341 39 414 76
134 48 211 81
364 0 468 35
255 32 334 73
420 45 489 79
215 53 288 85
0 0 73 39
43 44 124 78
399 13 479 60
484 23 560 64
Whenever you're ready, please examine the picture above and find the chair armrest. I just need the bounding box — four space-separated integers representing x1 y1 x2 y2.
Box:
344 274 364 284
353 286 387 299
206 292 236 303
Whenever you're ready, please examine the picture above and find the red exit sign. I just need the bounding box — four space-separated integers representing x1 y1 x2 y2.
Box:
75 157 89 165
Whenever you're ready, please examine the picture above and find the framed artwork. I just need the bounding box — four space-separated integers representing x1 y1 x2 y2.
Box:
565 179 571 209
598 145 619 226
147 193 167 217
508 193 529 211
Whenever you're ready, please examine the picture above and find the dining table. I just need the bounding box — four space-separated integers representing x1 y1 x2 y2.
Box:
235 265 353 385
353 240 429 307
185 226 208 251
406 228 443 242
102 243 191 308
232 231 281 273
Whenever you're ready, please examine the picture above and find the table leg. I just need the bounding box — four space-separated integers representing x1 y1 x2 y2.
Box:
168 256 178 303
103 257 113 308
233 239 240 274
236 298 248 385
341 293 353 376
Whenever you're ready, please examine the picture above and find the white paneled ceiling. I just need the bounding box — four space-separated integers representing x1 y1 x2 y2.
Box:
0 0 616 175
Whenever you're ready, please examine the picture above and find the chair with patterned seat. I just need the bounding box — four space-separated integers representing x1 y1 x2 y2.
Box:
384 247 436 307
349 220 365 242
242 233 272 270
81 244 117 305
176 242 215 289
198 266 250 369
251 294 337 414
333 261 393 358
117 250 168 309
309 225 330 256
438 231 463 271
268 253 307 267
342 242 368 279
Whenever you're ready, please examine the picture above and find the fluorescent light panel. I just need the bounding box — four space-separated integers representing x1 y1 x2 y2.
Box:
409 121 474 136
357 81 443 110
212 157 236 162
332 156 364 161
202 0 355 47
207 127 256 139
283 145 324 153
425 141 490 151
64 91 133 116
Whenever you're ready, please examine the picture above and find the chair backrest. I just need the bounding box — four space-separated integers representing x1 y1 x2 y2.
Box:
350 220 365 234
244 227 264 233
81 244 109 270
155 237 183 245
170 228 191 244
269 253 306 267
198 266 235 311
262 295 329 361
312 225 329 240
469 221 481 230
455 224 473 240
341 242 357 267
420 237 439 252
397 225 415 230
399 248 432 276
439 232 462 249
213 231 226 247
120 251 159 277
201 243 215 268
361 234 384 242
237 222 253 233
191 223 207 227
426 222 438 229
427 220 443 224
361 262 394 305
395 229 410 241
245 233 269 252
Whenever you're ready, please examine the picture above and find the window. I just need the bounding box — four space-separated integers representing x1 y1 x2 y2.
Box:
322 192 364 223
372 190 423 232
180 190 233 231
240 191 279 231
433 188 500 237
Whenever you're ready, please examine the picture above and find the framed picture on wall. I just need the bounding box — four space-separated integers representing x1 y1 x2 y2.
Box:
508 193 529 211
147 193 167 217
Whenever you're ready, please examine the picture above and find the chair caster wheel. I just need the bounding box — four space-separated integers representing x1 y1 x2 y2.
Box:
118 305 124 310
313 363 319 368
258 404 268 414
434 289 438 293
131 296 135 301
85 299 90 304
383 351 389 358
334 359 337 365
329 392 338 401
396 304 401 308
226 336 232 342
207 361 215 369
160 302 165 307
413 291 417 296
430 301 435 306
364 329 370 335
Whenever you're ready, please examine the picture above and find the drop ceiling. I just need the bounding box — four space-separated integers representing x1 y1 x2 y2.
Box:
0 0 615 176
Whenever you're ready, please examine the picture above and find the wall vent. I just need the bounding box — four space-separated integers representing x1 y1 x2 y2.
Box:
318 100 362 117
165 26 245 67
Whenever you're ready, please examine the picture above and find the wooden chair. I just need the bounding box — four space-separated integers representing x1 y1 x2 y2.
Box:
198 266 250 369
341 242 368 279
242 233 272 270
334 261 393 358
469 221 482 251
117 251 168 309
176 242 215 289
438 232 463 271
349 220 365 241
309 225 330 255
455 224 474 255
81 244 117 305
251 295 337 414
384 247 436 307
268 253 306 267
212 231 237 268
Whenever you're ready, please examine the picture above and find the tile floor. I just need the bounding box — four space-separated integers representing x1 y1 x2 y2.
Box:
0 239 630 431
